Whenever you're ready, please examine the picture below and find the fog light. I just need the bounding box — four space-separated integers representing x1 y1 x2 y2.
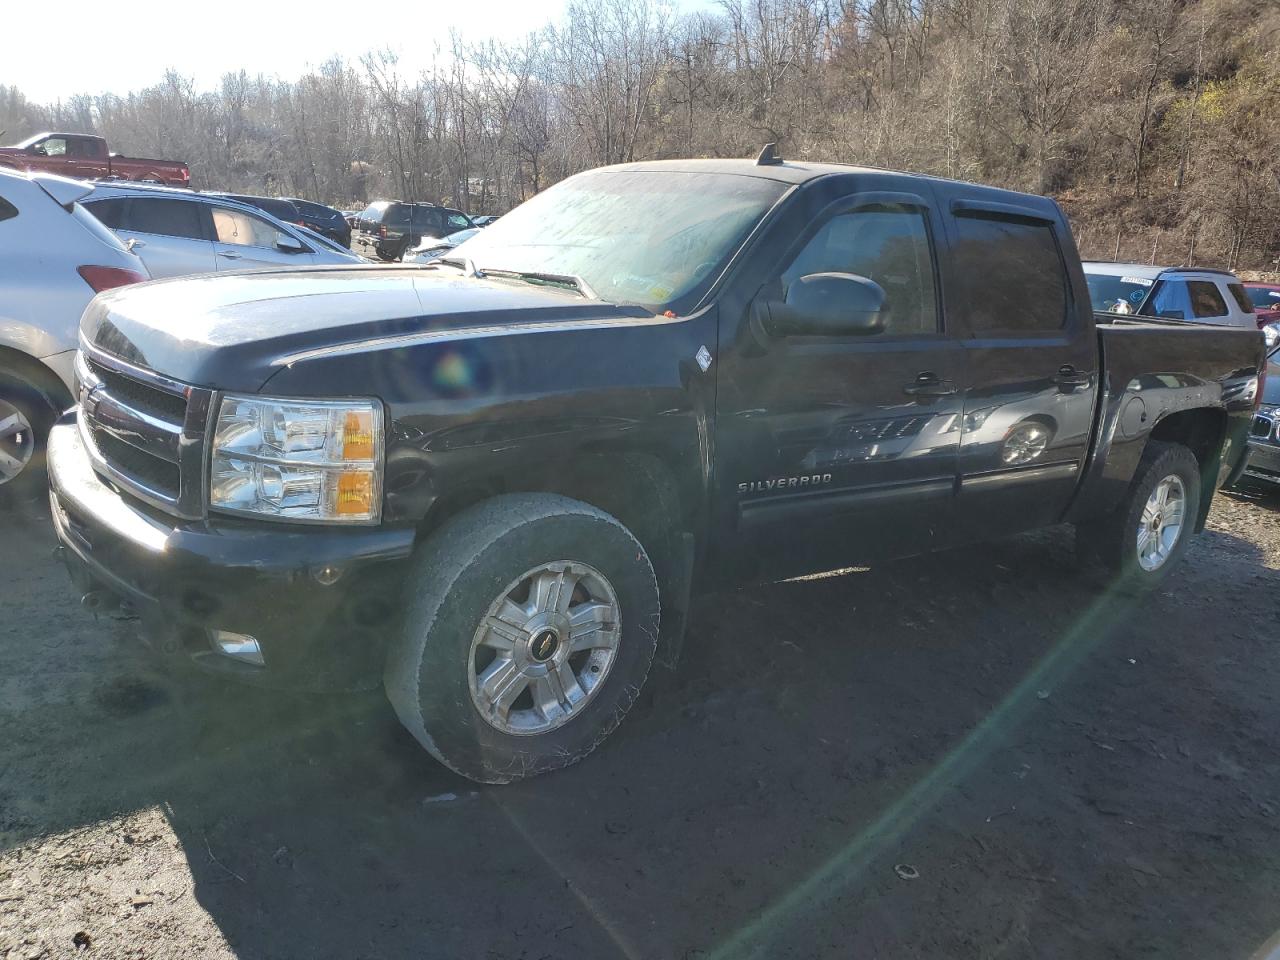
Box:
209 629 265 666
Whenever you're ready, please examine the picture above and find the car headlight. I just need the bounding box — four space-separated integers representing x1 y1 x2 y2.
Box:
209 394 384 523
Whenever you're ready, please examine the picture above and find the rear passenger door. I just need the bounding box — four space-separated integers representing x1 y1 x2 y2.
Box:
104 197 217 279
940 199 1098 539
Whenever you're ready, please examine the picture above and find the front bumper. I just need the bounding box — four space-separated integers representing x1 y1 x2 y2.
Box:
47 416 416 690
1244 439 1280 486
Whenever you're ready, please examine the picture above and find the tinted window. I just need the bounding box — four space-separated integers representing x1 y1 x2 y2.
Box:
0 196 17 223
85 197 128 229
411 206 440 231
385 204 411 225
1227 283 1254 313
126 198 205 240
952 213 1067 333
292 199 338 221
212 206 291 248
67 138 97 158
782 204 939 336
1142 279 1192 320
1188 280 1228 319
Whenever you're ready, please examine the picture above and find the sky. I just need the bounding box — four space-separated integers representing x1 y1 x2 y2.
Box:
5 0 691 104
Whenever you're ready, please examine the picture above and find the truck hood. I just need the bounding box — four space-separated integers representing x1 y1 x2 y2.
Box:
82 266 654 392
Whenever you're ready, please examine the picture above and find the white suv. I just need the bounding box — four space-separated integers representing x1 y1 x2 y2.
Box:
82 183 363 278
1083 262 1257 327
0 168 149 496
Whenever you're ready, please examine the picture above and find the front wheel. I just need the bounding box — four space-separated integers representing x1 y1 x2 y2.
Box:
0 370 61 501
1076 440 1201 588
384 494 660 783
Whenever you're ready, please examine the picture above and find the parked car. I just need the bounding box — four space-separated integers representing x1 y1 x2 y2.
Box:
0 133 189 188
352 200 473 261
284 198 352 248
49 155 1264 785
1083 262 1256 327
1241 341 1280 487
205 193 304 228
405 227 480 263
1245 282 1280 328
471 215 500 227
83 183 362 278
0 168 148 496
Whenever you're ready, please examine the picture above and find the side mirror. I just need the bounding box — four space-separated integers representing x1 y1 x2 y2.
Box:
276 234 305 254
1264 323 1280 353
766 272 887 337
28 144 45 156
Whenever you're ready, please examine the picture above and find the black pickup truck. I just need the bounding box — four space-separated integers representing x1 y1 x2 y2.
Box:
47 155 1266 783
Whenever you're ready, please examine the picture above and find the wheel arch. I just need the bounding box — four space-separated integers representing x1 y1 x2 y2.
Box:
419 450 698 669
0 344 74 410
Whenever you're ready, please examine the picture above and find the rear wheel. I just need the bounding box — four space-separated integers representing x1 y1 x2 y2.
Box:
1076 441 1201 589
384 494 660 783
0 370 62 501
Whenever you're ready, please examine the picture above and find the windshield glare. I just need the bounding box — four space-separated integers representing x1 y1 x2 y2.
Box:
1248 286 1280 310
448 170 786 308
1085 273 1154 314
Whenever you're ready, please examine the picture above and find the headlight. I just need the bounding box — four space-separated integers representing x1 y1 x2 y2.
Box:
209 394 384 523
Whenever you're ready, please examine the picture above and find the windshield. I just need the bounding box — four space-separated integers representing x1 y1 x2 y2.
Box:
1085 272 1155 314
447 170 787 308
1247 285 1280 310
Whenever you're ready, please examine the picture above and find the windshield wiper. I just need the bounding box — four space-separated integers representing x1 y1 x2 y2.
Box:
429 259 599 300
477 268 599 300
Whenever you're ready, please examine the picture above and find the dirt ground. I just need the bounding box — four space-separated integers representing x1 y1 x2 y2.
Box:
3 486 1280 960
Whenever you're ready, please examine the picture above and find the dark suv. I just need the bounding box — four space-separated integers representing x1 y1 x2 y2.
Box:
352 201 473 261
285 198 352 248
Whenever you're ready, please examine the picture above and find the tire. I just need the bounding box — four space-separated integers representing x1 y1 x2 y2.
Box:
1076 440 1201 589
0 368 62 502
384 494 660 784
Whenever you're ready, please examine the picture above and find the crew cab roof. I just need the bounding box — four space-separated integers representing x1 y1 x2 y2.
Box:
598 158 1064 212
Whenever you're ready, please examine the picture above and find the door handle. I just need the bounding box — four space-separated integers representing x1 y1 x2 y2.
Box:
1055 365 1091 388
218 250 241 259
903 372 958 397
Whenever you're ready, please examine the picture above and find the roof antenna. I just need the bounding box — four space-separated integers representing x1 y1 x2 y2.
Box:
755 143 782 166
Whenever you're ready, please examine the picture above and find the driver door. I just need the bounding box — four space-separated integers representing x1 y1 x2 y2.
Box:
715 181 966 582
212 206 315 271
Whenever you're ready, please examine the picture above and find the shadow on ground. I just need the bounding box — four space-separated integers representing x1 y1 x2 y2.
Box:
3 497 1280 958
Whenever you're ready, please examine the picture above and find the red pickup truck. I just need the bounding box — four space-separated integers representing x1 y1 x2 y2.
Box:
0 132 190 187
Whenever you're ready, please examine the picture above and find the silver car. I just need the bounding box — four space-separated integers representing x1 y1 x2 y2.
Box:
82 183 362 279
1083 262 1258 327
0 168 150 495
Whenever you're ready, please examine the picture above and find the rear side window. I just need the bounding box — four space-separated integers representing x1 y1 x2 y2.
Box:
781 204 939 336
126 198 205 240
952 213 1067 333
411 206 440 231
0 196 17 223
1227 283 1254 313
1188 280 1228 319
85 197 128 229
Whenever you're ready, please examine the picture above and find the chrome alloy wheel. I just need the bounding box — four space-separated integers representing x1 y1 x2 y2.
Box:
0 401 34 486
1136 474 1186 572
469 561 622 736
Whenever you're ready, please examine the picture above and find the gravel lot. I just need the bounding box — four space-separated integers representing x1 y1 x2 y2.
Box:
3 487 1280 960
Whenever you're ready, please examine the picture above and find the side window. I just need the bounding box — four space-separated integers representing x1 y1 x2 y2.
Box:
446 212 471 231
212 207 288 248
127 198 205 240
38 137 67 157
781 204 939 336
1188 280 1228 319
412 207 441 233
85 197 128 228
951 213 1067 333
0 196 17 223
1228 283 1254 313
67 138 94 158
1142 280 1191 320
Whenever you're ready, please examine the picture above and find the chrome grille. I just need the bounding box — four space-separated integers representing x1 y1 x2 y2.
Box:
1253 414 1275 440
76 346 214 519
